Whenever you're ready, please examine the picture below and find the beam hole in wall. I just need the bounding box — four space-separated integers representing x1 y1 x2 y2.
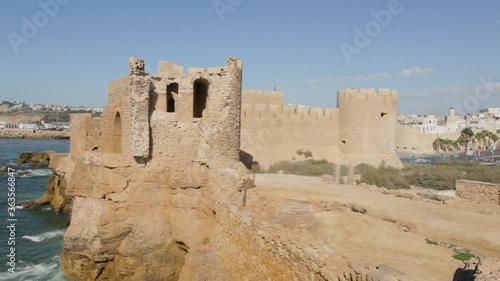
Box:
193 79 208 118
341 140 346 145
167 83 178 113
381 112 388 117
113 112 122 153
92 147 99 151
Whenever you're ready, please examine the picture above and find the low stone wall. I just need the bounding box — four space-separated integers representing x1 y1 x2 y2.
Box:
456 180 500 205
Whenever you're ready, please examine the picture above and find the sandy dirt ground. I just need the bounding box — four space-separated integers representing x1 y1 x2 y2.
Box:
245 174 500 281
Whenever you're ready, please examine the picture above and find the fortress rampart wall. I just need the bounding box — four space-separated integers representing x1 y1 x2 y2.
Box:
240 103 340 168
240 88 402 168
242 89 284 105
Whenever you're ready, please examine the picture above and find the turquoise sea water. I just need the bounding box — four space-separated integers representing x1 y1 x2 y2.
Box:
0 139 69 281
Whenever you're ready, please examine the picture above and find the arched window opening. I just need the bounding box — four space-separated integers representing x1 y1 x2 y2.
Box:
167 83 178 113
113 112 122 153
193 79 208 118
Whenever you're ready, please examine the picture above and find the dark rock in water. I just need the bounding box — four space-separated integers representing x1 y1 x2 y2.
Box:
14 151 54 167
22 172 72 213
17 171 31 177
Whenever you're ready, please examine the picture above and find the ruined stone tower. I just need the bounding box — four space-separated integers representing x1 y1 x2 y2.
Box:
61 57 253 280
70 56 243 168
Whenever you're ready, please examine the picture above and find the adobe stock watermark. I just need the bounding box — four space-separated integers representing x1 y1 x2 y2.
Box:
7 0 71 54
213 0 244 21
453 75 499 115
340 0 411 64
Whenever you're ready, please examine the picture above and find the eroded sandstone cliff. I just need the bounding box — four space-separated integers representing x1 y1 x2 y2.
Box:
56 152 252 280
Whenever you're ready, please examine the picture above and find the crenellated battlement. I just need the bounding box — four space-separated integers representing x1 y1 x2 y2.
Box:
242 89 284 105
157 59 240 78
337 88 398 100
242 104 338 121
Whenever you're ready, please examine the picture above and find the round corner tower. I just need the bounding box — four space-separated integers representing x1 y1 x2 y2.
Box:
337 88 399 160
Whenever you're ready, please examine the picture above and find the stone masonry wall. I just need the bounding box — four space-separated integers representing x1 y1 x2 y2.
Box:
102 76 133 155
241 103 339 169
456 180 500 205
337 88 401 168
240 88 402 169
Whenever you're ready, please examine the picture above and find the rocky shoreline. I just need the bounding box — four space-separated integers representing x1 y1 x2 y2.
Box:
0 129 70 139
23 170 72 213
0 150 72 212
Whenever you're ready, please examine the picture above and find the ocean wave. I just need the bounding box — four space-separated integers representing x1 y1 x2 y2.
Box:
15 205 23 210
22 229 65 243
0 261 58 281
17 169 51 178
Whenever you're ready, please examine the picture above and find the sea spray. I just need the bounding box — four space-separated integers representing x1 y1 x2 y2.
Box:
22 229 65 243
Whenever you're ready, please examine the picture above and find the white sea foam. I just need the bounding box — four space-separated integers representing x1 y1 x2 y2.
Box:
15 205 24 210
22 229 65 243
0 261 58 281
17 169 51 177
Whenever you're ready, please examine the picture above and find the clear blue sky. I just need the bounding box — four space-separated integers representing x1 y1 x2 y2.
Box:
1 0 499 115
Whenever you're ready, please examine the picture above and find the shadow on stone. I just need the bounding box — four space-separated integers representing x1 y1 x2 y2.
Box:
452 268 475 281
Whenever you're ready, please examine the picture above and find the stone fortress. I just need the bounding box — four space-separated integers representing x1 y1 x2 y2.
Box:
241 88 403 169
54 57 409 280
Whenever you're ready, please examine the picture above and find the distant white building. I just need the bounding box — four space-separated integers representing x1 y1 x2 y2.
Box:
418 115 438 134
18 123 38 129
487 108 500 114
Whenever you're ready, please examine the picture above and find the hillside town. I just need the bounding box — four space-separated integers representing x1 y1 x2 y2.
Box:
0 100 102 131
398 107 500 134
396 107 500 159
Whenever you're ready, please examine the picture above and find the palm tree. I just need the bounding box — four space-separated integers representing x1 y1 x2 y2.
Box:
449 140 459 158
475 130 487 158
433 138 443 154
459 128 475 158
482 131 500 157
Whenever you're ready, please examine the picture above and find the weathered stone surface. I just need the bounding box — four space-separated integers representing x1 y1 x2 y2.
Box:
130 75 151 158
456 180 500 205
23 171 71 212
